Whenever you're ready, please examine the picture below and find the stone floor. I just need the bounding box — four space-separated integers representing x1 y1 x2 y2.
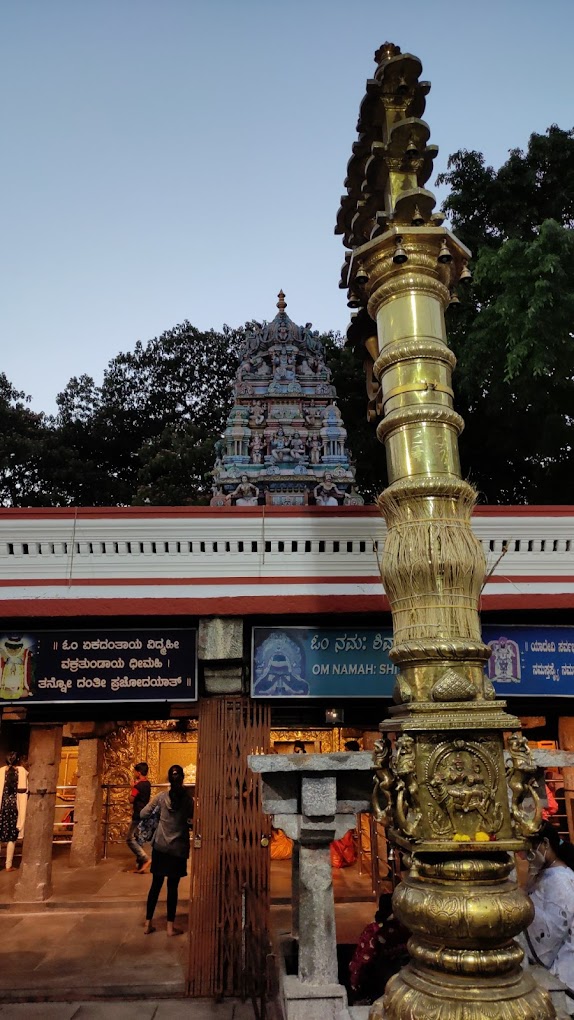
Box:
1 847 567 1017
0 844 377 1003
0 1001 257 1019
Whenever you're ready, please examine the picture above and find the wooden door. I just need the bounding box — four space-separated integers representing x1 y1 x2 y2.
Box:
188 696 271 1000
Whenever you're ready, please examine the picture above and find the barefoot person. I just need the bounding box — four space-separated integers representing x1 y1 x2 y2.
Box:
140 764 193 936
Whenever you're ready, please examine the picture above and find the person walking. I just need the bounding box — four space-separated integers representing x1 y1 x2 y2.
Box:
126 762 151 873
140 764 193 936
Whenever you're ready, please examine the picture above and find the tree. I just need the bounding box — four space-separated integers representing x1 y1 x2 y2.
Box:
435 126 574 503
322 335 386 502
52 322 243 505
0 374 51 506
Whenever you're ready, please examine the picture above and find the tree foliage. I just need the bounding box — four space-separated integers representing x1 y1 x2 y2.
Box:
53 322 243 505
436 126 574 503
321 336 385 502
0 375 50 506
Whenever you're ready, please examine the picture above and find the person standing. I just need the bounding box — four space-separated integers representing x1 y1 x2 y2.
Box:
0 752 28 871
140 764 193 936
126 762 151 873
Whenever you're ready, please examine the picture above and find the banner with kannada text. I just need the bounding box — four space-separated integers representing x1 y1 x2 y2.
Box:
0 629 197 704
252 626 574 698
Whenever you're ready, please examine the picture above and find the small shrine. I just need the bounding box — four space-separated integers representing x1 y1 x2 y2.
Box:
211 292 362 506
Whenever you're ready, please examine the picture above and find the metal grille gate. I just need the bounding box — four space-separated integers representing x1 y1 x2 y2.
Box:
188 696 271 1005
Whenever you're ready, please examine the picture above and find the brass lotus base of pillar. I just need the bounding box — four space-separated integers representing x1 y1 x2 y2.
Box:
371 964 554 1020
369 854 556 1020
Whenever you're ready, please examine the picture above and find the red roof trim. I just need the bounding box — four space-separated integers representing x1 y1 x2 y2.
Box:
0 505 381 520
0 595 390 617
0 505 573 521
1 591 573 617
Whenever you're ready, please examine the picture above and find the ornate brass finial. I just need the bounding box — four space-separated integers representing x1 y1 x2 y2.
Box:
277 290 287 312
375 41 401 64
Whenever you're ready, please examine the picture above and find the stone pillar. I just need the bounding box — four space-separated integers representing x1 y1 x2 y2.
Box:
296 774 339 984
69 736 104 868
249 751 373 1020
298 845 337 984
13 724 63 902
559 717 574 842
198 617 244 694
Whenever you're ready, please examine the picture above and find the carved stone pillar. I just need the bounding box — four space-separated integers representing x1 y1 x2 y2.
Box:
13 724 63 902
291 842 300 940
249 752 373 1020
69 736 104 868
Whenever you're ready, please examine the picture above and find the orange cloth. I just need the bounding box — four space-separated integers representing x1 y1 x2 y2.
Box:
330 828 357 868
542 783 559 821
270 828 293 860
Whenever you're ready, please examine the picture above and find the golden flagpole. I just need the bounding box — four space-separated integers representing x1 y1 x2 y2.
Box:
337 43 553 1020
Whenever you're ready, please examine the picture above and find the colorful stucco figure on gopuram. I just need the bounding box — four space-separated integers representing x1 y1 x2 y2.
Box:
337 40 554 1020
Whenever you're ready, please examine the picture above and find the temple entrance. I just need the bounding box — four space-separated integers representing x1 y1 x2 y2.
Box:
102 719 198 851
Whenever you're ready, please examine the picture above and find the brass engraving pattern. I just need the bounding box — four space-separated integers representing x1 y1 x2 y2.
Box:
424 738 503 839
372 736 394 825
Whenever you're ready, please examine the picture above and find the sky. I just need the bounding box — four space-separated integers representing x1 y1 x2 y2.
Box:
2 0 574 415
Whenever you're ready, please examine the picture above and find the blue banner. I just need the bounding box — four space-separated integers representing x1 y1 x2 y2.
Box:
251 626 574 699
0 629 197 704
251 627 397 698
484 626 574 698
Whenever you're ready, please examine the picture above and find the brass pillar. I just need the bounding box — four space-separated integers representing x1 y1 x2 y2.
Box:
337 43 553 1019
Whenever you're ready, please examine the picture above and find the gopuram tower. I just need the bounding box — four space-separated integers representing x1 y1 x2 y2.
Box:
211 293 362 506
337 44 554 1020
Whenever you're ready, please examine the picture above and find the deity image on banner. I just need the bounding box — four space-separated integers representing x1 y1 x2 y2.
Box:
253 632 309 696
486 636 521 683
0 635 35 700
